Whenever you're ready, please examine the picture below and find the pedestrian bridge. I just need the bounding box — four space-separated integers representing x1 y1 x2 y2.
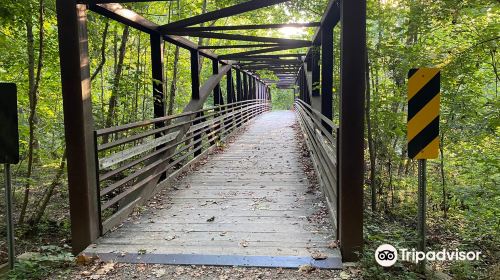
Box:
55 0 365 268
85 110 342 268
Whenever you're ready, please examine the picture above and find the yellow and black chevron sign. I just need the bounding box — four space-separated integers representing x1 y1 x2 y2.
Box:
407 68 440 159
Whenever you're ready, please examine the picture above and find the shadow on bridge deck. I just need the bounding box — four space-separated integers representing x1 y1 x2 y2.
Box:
84 111 341 269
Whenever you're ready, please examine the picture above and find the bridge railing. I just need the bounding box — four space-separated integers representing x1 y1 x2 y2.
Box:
94 99 270 233
294 99 339 231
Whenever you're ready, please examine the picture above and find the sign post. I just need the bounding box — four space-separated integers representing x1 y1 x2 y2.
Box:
0 83 19 270
407 68 440 273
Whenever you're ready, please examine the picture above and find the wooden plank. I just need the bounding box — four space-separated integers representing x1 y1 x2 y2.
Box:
105 231 333 243
85 244 336 258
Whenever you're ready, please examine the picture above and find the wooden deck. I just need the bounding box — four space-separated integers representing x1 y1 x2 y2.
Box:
84 111 341 268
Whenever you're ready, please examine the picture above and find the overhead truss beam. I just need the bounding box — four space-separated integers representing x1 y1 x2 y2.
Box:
163 31 311 45
173 22 320 32
159 0 290 32
199 44 280 50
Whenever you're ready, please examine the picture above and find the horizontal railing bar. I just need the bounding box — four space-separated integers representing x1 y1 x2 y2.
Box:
98 103 263 181
295 99 337 130
295 105 337 198
96 100 263 137
98 102 257 151
101 128 225 211
99 103 269 211
100 104 265 189
295 101 336 144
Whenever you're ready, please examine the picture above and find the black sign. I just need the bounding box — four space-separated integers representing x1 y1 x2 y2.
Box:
0 83 19 164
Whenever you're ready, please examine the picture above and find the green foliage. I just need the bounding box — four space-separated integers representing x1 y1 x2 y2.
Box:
271 87 295 110
0 0 497 277
8 246 73 280
448 261 481 280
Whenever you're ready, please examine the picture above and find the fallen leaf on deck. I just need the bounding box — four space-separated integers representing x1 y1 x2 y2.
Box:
76 254 96 265
152 268 166 278
328 240 339 249
340 271 350 279
298 264 315 273
311 252 328 260
165 235 176 241
95 262 115 275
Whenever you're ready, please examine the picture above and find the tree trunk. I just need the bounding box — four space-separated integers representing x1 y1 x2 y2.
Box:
366 53 376 212
102 26 130 143
167 45 180 119
19 0 44 224
29 149 66 227
439 132 447 219
133 32 141 122
90 19 110 82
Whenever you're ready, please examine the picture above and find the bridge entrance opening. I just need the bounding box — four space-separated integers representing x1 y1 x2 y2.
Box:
55 0 365 268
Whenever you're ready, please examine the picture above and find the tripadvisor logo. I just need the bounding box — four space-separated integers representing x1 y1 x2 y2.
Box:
375 244 482 267
375 244 398 267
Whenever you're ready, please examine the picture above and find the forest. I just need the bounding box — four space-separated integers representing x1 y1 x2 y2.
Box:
0 0 498 279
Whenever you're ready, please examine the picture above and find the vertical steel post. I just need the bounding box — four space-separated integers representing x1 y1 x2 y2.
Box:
236 69 243 102
193 112 203 157
339 0 365 261
151 34 165 123
243 73 249 101
227 69 234 104
151 34 166 161
190 50 201 155
213 59 221 106
417 159 427 272
190 50 200 100
321 18 334 132
4 164 14 269
55 1 100 254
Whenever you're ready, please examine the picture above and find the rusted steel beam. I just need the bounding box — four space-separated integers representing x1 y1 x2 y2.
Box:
236 69 243 102
213 59 223 106
151 34 165 128
164 31 311 46
312 0 341 45
190 50 200 100
232 54 305 59
243 72 249 100
55 1 100 254
339 0 365 262
237 61 301 67
159 0 290 32
219 47 301 60
79 0 175 3
311 46 320 97
199 44 280 49
321 22 334 132
227 69 235 103
176 22 320 32
87 4 224 63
